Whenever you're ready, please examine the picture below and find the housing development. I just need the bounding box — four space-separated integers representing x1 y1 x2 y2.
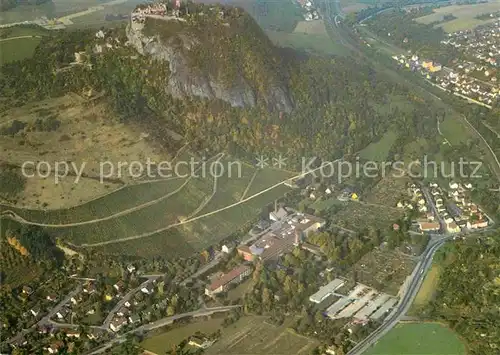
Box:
392 18 500 108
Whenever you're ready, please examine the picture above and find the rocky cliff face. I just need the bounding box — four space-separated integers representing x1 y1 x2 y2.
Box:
126 19 293 113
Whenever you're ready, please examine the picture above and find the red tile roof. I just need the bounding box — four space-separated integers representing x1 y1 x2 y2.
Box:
208 265 250 291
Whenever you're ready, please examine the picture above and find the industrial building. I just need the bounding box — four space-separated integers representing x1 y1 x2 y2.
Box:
309 278 345 304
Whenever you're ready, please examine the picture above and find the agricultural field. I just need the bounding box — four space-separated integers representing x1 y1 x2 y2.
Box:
141 317 225 354
365 322 467 355
346 249 416 295
415 1 500 32
206 316 319 355
1 143 293 258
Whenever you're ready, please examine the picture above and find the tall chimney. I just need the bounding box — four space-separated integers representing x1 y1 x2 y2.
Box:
274 199 278 213
294 229 301 246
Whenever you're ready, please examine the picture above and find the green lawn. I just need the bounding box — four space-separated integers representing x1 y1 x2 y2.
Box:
359 130 397 162
366 322 467 355
0 37 42 65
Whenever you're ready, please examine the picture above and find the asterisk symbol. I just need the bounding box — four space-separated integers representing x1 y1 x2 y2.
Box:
255 155 269 169
272 154 287 169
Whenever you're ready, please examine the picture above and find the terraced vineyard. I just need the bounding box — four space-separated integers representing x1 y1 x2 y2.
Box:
0 156 294 258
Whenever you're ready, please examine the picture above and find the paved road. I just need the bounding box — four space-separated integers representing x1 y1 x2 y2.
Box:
346 237 451 355
85 306 241 355
421 185 445 232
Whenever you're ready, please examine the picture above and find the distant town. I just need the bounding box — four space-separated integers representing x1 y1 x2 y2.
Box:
392 17 499 108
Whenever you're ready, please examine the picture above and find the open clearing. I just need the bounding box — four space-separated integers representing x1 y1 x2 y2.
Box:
294 20 328 35
267 30 347 56
141 317 225 354
206 316 318 355
359 130 397 162
0 94 172 209
366 322 467 355
415 2 500 32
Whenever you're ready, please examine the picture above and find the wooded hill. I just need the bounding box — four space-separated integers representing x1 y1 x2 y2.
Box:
0 5 445 165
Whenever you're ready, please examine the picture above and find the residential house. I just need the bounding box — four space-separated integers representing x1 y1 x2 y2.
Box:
188 336 216 349
47 340 64 354
127 264 136 273
30 307 41 317
56 308 70 320
46 294 58 302
117 307 129 317
109 317 128 332
446 222 461 233
418 221 440 232
65 330 81 338
83 283 96 294
468 219 488 229
22 286 33 295
113 281 125 292
128 314 141 324
236 245 254 262
141 284 154 295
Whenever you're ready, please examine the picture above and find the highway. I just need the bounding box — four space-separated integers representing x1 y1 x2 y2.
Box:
346 236 451 355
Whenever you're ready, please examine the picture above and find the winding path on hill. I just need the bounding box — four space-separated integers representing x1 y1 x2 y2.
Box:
0 35 42 42
78 160 341 247
0 143 190 211
0 153 224 227
240 169 259 201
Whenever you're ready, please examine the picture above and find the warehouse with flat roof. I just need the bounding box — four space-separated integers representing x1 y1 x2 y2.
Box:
326 297 352 318
370 298 398 320
353 294 391 321
335 290 377 319
309 278 345 304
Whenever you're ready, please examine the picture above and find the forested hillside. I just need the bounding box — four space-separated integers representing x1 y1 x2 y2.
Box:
0 5 444 164
425 237 500 355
